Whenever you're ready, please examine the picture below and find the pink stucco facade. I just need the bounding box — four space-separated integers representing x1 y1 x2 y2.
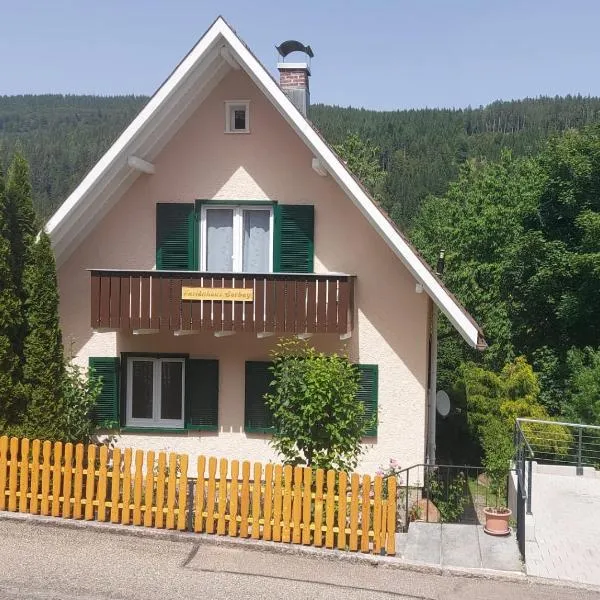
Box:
58 69 430 474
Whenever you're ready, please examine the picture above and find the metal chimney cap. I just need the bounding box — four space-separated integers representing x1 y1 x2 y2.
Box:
276 40 314 59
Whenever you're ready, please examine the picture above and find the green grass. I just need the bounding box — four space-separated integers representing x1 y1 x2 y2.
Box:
467 476 507 510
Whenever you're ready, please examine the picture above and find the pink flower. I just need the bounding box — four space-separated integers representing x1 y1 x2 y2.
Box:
376 468 384 477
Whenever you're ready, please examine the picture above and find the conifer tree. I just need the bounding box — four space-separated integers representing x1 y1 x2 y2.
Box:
5 153 37 368
21 231 65 439
0 167 23 429
6 153 37 290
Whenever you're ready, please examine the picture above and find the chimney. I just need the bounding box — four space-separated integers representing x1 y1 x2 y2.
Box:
276 40 314 116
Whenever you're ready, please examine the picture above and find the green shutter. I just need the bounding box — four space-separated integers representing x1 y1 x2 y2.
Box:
357 364 378 437
274 204 314 273
245 361 274 433
185 359 219 430
89 357 120 427
156 203 197 270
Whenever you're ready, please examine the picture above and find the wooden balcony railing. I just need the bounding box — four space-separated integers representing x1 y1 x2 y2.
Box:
90 270 355 335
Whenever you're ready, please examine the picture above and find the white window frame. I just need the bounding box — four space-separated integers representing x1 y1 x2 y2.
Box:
200 204 274 272
224 100 250 133
126 357 185 428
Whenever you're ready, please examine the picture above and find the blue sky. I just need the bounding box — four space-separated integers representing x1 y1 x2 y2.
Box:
2 0 599 110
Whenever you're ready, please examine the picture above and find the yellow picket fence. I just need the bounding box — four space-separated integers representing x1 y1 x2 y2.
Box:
0 436 396 555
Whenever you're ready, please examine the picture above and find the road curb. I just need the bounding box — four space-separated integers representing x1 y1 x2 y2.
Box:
6 510 600 593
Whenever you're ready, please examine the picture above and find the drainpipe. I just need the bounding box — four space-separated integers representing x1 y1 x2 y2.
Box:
426 250 445 466
426 304 438 466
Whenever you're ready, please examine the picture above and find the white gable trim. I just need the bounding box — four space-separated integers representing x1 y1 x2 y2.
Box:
45 17 484 349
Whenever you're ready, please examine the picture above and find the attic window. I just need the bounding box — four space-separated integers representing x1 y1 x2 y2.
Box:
225 101 250 133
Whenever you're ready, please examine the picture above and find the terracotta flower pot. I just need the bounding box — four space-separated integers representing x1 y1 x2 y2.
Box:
483 507 512 536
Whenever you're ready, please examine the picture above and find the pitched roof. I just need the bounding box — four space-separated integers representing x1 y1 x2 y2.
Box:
45 16 486 350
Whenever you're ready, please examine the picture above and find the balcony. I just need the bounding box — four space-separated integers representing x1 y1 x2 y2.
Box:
90 270 355 336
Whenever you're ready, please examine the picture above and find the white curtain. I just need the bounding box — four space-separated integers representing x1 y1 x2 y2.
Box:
206 209 233 271
243 210 270 272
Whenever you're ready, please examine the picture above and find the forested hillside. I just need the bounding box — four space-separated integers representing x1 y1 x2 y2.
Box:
2 94 600 224
0 95 145 219
311 96 600 227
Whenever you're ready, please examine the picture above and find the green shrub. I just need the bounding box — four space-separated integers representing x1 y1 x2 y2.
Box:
265 338 370 472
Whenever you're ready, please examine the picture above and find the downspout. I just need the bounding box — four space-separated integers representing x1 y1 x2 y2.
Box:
426 250 444 466
426 302 438 466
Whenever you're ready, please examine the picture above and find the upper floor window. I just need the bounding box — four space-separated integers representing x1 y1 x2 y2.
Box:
225 100 250 133
200 204 273 272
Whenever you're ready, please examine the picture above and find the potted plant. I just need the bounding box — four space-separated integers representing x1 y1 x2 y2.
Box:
481 420 513 535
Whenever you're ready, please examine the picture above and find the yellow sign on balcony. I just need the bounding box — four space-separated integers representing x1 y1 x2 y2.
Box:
181 286 254 302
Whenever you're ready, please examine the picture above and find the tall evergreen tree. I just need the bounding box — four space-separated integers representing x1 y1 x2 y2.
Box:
0 166 23 429
6 152 37 292
21 231 65 439
5 153 37 373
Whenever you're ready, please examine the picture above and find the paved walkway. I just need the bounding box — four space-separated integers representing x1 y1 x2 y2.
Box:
526 470 600 586
398 522 523 573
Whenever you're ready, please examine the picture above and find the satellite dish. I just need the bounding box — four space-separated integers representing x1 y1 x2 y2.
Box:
436 390 451 417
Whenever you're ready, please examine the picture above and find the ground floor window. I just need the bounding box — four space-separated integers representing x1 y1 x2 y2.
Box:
126 357 185 428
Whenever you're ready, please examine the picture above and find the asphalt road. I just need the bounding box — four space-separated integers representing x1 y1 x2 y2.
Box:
0 519 597 600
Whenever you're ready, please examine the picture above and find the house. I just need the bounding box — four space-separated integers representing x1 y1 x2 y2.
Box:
46 17 485 473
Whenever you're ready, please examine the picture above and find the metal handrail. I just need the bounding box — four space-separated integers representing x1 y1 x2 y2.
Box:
517 417 600 431
515 420 535 458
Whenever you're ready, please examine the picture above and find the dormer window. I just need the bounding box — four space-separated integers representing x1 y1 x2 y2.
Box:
225 100 250 133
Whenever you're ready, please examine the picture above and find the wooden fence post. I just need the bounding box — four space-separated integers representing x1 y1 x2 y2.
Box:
217 458 228 535
18 438 30 514
51 441 63 517
349 473 360 551
8 437 20 512
272 464 283 542
205 457 217 534
0 436 9 511
193 455 206 533
63 443 74 519
143 450 155 528
72 443 84 519
154 452 166 529
313 469 324 547
385 475 397 555
239 461 250 538
325 470 336 549
228 460 239 537
165 453 177 529
110 447 121 524
373 475 383 554
337 471 348 550
40 440 52 516
292 466 303 544
97 445 108 522
177 454 189 531
121 448 132 525
132 450 144 526
301 467 312 545
263 463 273 541
84 444 97 520
29 439 41 515
251 462 262 539
282 465 293 543
361 474 371 553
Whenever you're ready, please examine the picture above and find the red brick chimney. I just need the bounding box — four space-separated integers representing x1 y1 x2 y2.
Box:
278 63 310 116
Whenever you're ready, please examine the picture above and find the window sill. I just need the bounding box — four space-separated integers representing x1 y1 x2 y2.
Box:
245 427 275 434
121 427 188 434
